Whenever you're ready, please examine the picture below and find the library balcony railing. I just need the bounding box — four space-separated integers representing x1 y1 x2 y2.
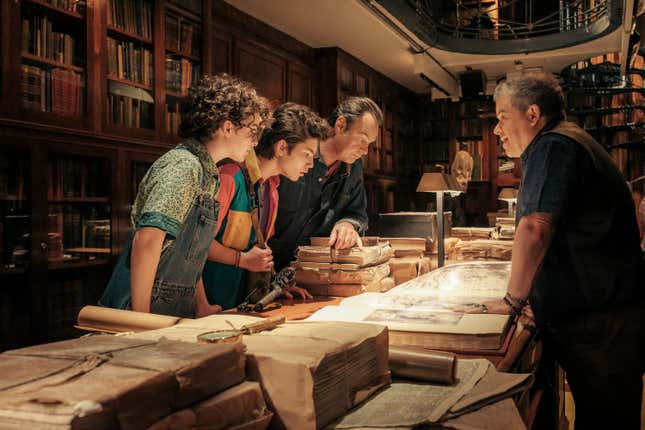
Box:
373 0 624 54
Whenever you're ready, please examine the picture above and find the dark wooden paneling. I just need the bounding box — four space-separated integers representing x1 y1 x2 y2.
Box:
315 48 340 117
212 0 314 66
235 40 286 103
213 30 233 74
212 1 316 109
287 62 313 106
29 143 49 345
202 0 214 75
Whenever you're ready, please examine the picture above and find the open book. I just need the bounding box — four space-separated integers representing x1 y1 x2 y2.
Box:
307 262 513 351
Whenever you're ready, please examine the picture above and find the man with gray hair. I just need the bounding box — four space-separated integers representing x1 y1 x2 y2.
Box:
269 97 382 270
469 73 644 429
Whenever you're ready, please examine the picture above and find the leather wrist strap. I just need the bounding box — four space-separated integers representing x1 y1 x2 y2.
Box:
234 250 241 268
506 291 527 307
503 292 526 316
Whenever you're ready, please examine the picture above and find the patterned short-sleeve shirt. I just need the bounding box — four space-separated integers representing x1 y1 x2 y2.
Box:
131 139 220 247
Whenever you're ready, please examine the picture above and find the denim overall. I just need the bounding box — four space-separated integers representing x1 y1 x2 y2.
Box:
99 156 218 318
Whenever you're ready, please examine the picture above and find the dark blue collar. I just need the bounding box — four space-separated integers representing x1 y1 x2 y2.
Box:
521 112 565 163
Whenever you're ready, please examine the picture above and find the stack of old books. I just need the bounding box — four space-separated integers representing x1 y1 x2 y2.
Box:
293 238 395 296
496 217 516 240
454 240 513 261
451 227 514 261
383 237 433 285
72 308 390 430
0 334 272 429
451 227 497 241
127 314 391 430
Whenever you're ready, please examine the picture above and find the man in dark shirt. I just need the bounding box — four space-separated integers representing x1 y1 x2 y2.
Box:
269 97 382 270
471 73 644 429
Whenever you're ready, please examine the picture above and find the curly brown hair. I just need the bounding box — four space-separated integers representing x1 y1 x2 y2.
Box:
255 103 331 159
179 74 270 142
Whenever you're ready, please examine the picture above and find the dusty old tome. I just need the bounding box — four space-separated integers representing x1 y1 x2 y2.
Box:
0 335 246 429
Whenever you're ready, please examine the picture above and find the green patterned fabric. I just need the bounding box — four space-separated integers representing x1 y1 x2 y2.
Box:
131 139 220 249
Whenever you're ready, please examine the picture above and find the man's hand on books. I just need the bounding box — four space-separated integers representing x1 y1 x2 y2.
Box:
282 285 313 300
457 299 513 315
329 222 363 249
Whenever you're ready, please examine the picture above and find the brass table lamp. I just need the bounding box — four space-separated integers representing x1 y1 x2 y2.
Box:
416 173 463 267
498 188 518 216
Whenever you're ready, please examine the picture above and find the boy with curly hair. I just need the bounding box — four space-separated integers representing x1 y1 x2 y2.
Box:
202 103 331 309
100 74 269 318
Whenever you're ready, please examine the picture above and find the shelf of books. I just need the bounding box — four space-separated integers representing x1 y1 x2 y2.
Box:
454 98 492 182
422 100 451 169
0 147 30 274
164 2 202 137
563 52 645 179
47 154 111 270
381 109 394 175
393 104 416 177
106 0 155 131
19 0 86 120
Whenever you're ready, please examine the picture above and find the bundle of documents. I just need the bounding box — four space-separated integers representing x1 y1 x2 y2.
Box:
328 358 532 428
389 256 433 285
294 241 396 296
455 239 513 261
379 237 427 257
451 227 497 241
496 217 516 240
296 241 394 266
148 381 272 430
127 315 391 430
0 335 246 429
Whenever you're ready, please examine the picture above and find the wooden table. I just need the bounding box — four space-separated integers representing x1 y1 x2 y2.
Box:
225 294 550 428
226 295 534 369
225 296 343 320
66 247 111 254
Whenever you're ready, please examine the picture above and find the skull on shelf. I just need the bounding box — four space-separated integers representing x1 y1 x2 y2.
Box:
451 150 474 190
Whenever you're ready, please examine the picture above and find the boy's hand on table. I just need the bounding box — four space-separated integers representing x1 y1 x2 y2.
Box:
282 285 313 300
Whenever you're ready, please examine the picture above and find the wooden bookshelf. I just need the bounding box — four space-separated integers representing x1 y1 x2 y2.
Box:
568 87 645 95
19 0 87 120
0 0 213 348
21 52 85 73
568 105 645 116
166 90 186 98
0 194 27 201
23 0 84 20
562 52 645 180
163 2 203 137
165 48 200 62
106 25 153 46
105 0 156 131
107 75 153 91
456 135 484 141
452 98 493 183
165 2 202 22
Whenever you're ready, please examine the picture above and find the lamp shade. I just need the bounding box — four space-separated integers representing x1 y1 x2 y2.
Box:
498 188 518 201
416 173 462 194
